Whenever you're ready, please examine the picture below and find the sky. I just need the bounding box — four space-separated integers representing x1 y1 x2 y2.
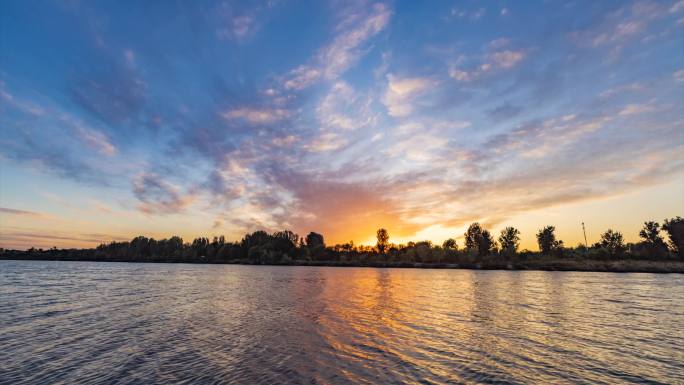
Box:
1 0 683 251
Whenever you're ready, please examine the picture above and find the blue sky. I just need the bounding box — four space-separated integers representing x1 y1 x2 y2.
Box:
1 0 683 249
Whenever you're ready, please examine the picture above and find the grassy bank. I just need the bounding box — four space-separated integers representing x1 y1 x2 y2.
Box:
2 254 683 273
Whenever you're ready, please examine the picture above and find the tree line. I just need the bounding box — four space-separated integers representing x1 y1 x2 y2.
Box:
2 217 682 267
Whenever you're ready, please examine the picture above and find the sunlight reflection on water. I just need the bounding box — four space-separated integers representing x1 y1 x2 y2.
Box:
1 261 682 384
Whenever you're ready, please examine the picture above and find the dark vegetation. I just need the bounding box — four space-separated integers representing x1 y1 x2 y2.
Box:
2 217 683 273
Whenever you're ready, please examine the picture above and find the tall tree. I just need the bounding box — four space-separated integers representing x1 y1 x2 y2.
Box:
273 230 299 246
442 238 457 250
305 232 325 248
638 221 668 256
639 221 664 245
376 228 389 254
464 223 496 256
498 226 520 257
536 226 561 255
479 230 496 257
464 223 483 252
599 229 625 257
663 217 684 257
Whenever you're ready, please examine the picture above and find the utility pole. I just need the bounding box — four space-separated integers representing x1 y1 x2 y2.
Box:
582 222 588 248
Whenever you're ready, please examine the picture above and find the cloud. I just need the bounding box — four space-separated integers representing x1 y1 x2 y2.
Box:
382 74 435 117
449 68 473 82
618 100 659 116
283 65 322 90
489 50 525 69
318 3 391 79
232 16 253 38
384 108 684 233
488 38 511 49
282 2 391 89
591 22 644 47
124 49 135 67
569 2 671 56
303 132 348 152
449 48 526 82
221 107 291 124
0 207 46 217
599 82 645 98
133 173 197 214
488 102 522 121
214 1 269 42
317 81 376 131
0 82 120 184
674 69 684 82
73 123 117 156
0 229 130 249
386 133 446 162
70 59 147 125
450 7 486 20
0 133 109 185
261 167 421 243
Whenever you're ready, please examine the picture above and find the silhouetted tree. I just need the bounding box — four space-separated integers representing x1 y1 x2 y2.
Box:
6 217 683 267
274 230 299 245
640 222 663 245
304 232 326 261
464 223 496 256
536 226 562 255
442 238 457 250
241 231 270 249
191 237 209 259
270 230 297 255
305 232 325 248
498 226 520 257
663 217 684 257
376 228 389 254
637 221 668 257
599 229 625 257
465 223 483 252
479 230 496 257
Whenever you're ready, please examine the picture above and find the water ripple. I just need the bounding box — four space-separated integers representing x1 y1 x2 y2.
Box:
1 261 682 384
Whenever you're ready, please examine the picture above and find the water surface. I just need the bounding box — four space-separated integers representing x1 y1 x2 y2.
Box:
1 261 682 384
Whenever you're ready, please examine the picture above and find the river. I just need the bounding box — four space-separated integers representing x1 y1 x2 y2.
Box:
1 261 682 384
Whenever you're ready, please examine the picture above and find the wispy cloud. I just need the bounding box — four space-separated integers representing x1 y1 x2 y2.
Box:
618 100 659 116
488 50 525 69
674 69 684 82
0 229 131 249
283 66 321 90
133 173 197 214
318 3 391 79
303 132 348 153
450 7 486 21
214 1 274 42
221 107 291 124
317 81 376 131
282 2 391 89
382 74 435 117
0 207 46 217
450 47 527 82
70 120 117 155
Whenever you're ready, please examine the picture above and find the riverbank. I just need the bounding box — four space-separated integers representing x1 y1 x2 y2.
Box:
2 255 682 273
271 258 684 273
